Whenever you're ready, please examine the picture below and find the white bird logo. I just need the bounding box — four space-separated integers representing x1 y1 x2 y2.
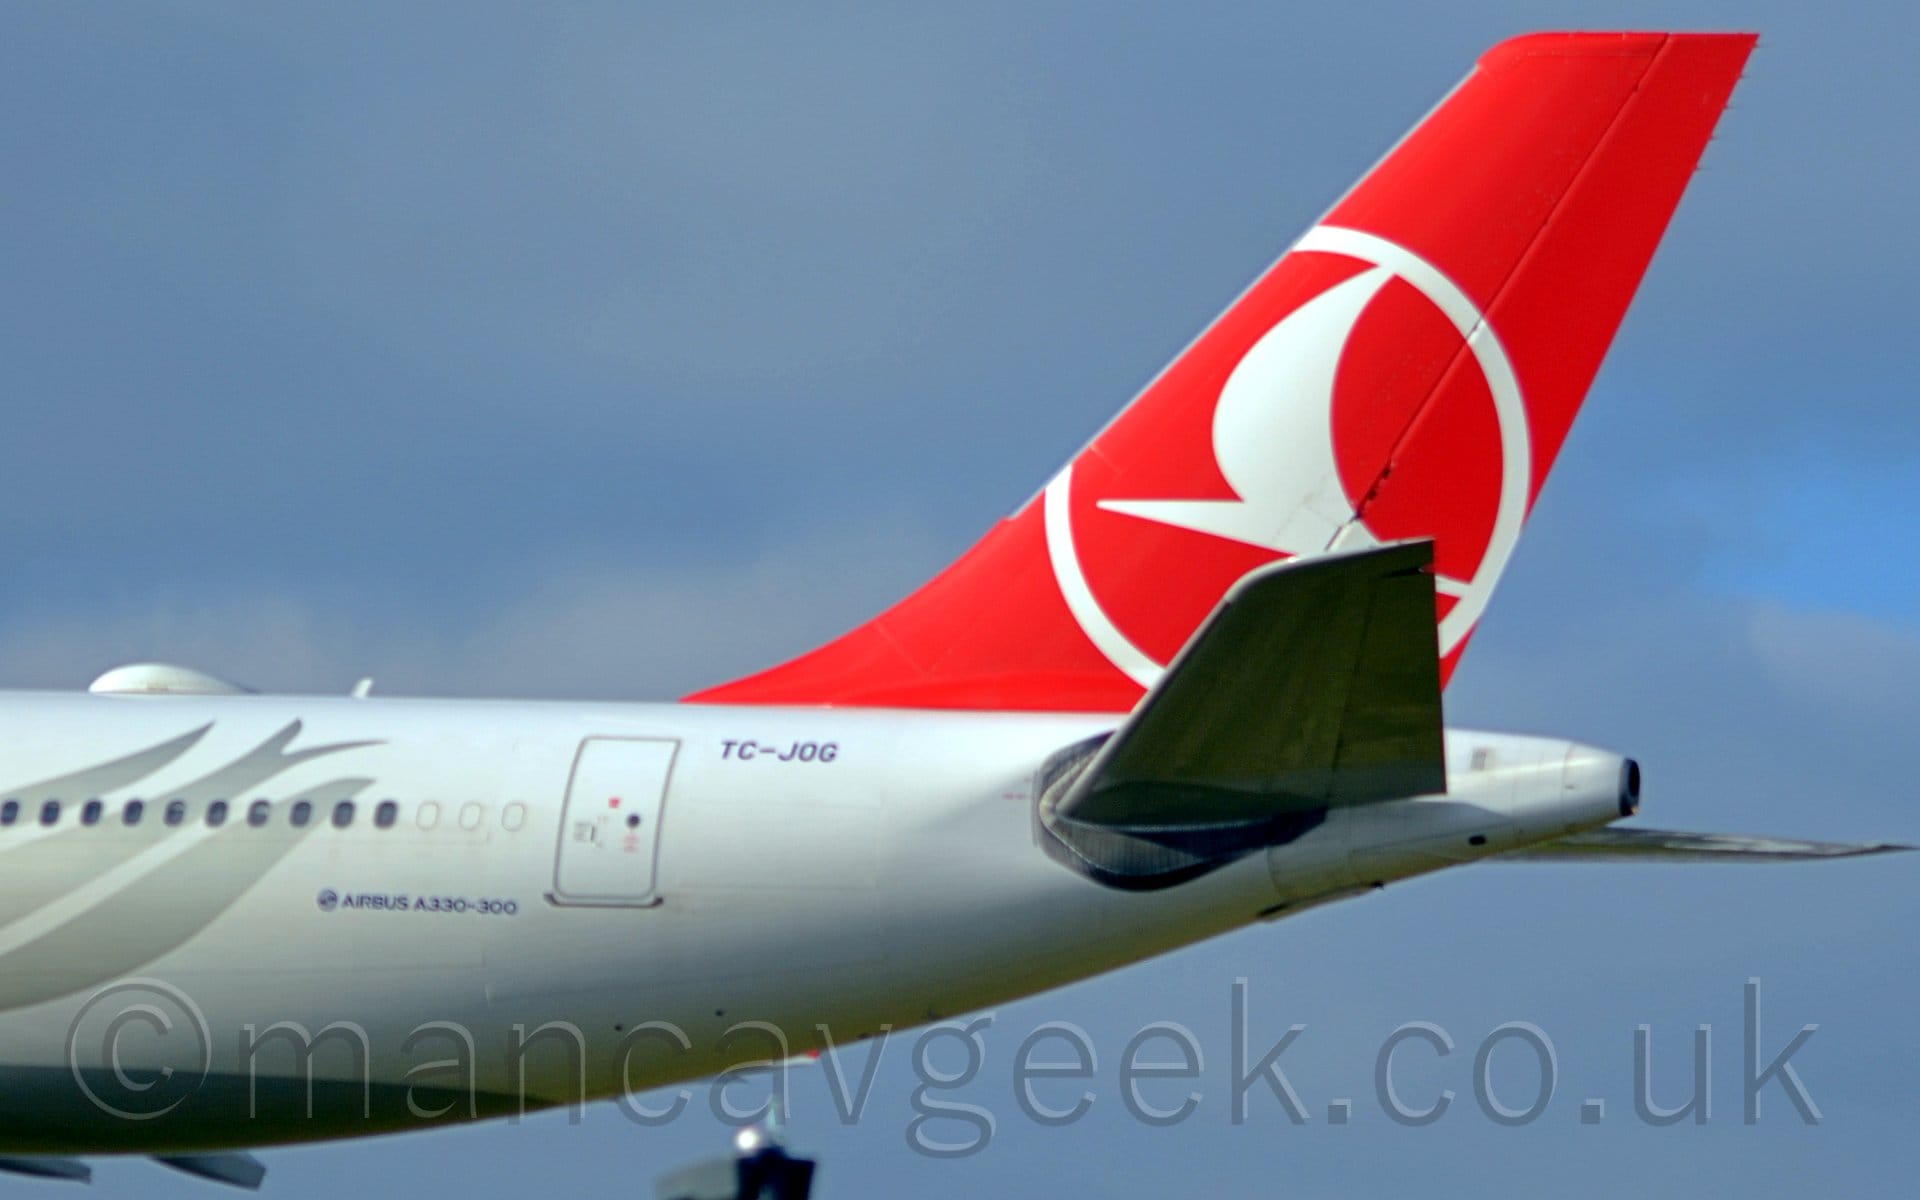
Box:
1098 263 1392 561
1043 226 1533 688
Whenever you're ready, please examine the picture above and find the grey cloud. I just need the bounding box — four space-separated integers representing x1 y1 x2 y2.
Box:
0 514 943 703
0 4 1915 1196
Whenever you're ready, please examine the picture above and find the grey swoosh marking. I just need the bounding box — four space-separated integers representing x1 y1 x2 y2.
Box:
0 725 225 924
0 722 384 958
2 724 212 802
0 778 376 1012
161 720 381 805
0 835 144 929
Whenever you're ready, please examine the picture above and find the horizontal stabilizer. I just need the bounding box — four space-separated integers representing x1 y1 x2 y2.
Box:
1498 827 1914 863
1060 540 1444 829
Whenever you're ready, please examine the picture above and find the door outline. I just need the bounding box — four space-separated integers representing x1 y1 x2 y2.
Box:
547 736 678 908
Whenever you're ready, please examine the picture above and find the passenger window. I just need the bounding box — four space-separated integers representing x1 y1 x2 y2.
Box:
416 801 441 831
502 802 526 832
206 800 229 827
290 800 312 828
82 799 103 826
248 800 271 827
375 800 398 829
40 800 60 826
458 803 484 831
124 799 145 826
0 800 15 825
332 801 355 828
165 800 186 826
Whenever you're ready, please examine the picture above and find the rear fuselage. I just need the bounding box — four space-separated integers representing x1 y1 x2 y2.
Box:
0 691 1624 1153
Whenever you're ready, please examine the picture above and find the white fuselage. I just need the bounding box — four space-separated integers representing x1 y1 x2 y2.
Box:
0 691 1626 1153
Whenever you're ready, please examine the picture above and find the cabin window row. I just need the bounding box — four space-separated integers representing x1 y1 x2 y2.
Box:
0 799 529 832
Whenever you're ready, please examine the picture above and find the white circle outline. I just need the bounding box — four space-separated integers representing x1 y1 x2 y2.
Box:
1043 224 1533 688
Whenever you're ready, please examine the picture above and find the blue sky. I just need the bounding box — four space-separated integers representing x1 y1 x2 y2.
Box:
1 2 1915 1196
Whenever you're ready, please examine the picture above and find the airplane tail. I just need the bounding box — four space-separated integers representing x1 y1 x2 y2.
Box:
689 31 1756 711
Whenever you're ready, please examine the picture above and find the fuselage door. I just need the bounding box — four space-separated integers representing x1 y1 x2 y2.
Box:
552 737 676 906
